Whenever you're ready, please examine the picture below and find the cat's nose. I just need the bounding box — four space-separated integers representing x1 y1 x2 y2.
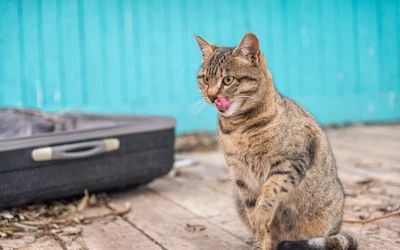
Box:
208 95 217 103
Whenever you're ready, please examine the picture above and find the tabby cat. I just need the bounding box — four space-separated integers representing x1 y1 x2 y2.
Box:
194 33 357 250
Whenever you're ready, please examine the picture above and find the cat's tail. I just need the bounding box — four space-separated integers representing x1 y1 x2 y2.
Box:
277 231 357 250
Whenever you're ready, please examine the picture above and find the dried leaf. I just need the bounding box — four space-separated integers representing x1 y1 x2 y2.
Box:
50 229 63 234
20 221 42 226
77 189 90 212
81 219 92 225
89 194 98 206
72 217 80 224
34 231 45 239
0 226 21 235
61 226 82 236
185 223 206 232
0 212 14 219
68 204 77 213
12 222 37 231
59 210 72 219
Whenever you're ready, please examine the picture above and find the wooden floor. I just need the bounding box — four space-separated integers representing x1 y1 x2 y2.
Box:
1 124 400 250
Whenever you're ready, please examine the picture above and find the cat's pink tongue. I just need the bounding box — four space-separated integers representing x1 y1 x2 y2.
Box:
215 96 231 111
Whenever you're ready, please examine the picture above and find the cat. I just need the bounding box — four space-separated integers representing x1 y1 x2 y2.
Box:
194 32 357 250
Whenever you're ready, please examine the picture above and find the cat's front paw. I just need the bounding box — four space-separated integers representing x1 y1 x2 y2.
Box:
252 238 271 250
252 240 263 250
250 208 272 250
250 207 272 233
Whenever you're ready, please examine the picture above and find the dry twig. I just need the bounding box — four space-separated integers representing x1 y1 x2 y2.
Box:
84 206 131 220
343 209 400 224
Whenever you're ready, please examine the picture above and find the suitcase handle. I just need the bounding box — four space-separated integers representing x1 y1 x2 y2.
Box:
31 138 120 161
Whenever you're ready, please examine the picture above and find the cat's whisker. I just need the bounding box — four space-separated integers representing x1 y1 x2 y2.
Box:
191 102 206 123
190 103 200 114
189 96 206 113
193 95 205 101
189 99 203 113
235 95 261 102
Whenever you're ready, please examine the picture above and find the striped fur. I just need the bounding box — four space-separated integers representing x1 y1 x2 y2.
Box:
195 33 357 250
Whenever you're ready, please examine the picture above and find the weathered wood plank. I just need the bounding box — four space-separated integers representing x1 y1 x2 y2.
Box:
149 177 251 242
0 236 65 250
335 156 400 184
108 186 251 250
63 216 163 250
332 144 400 169
344 223 400 250
331 139 400 162
326 127 400 155
355 125 400 140
172 157 232 195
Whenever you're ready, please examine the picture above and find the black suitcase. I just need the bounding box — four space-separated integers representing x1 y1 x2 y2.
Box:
0 110 175 209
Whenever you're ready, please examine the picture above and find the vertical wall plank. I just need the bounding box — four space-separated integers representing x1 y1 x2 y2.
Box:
168 0 185 103
338 0 357 95
20 0 41 108
0 0 22 106
151 0 169 104
279 0 290 95
321 0 340 96
61 0 83 107
379 0 398 93
103 0 121 106
269 0 285 94
286 0 302 97
299 0 320 96
97 0 109 105
357 0 379 94
42 0 60 109
36 0 46 107
397 0 400 92
129 0 141 105
83 0 103 106
123 0 134 104
55 0 66 107
135 0 150 105
77 0 88 104
179 0 195 103
117 0 128 104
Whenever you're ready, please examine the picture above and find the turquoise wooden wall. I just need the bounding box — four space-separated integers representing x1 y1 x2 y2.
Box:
0 0 399 133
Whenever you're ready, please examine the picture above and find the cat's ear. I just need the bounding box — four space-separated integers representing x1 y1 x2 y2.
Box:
233 32 260 63
194 34 215 62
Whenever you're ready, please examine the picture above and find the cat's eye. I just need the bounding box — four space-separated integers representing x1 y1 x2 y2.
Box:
223 76 234 86
203 76 210 85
